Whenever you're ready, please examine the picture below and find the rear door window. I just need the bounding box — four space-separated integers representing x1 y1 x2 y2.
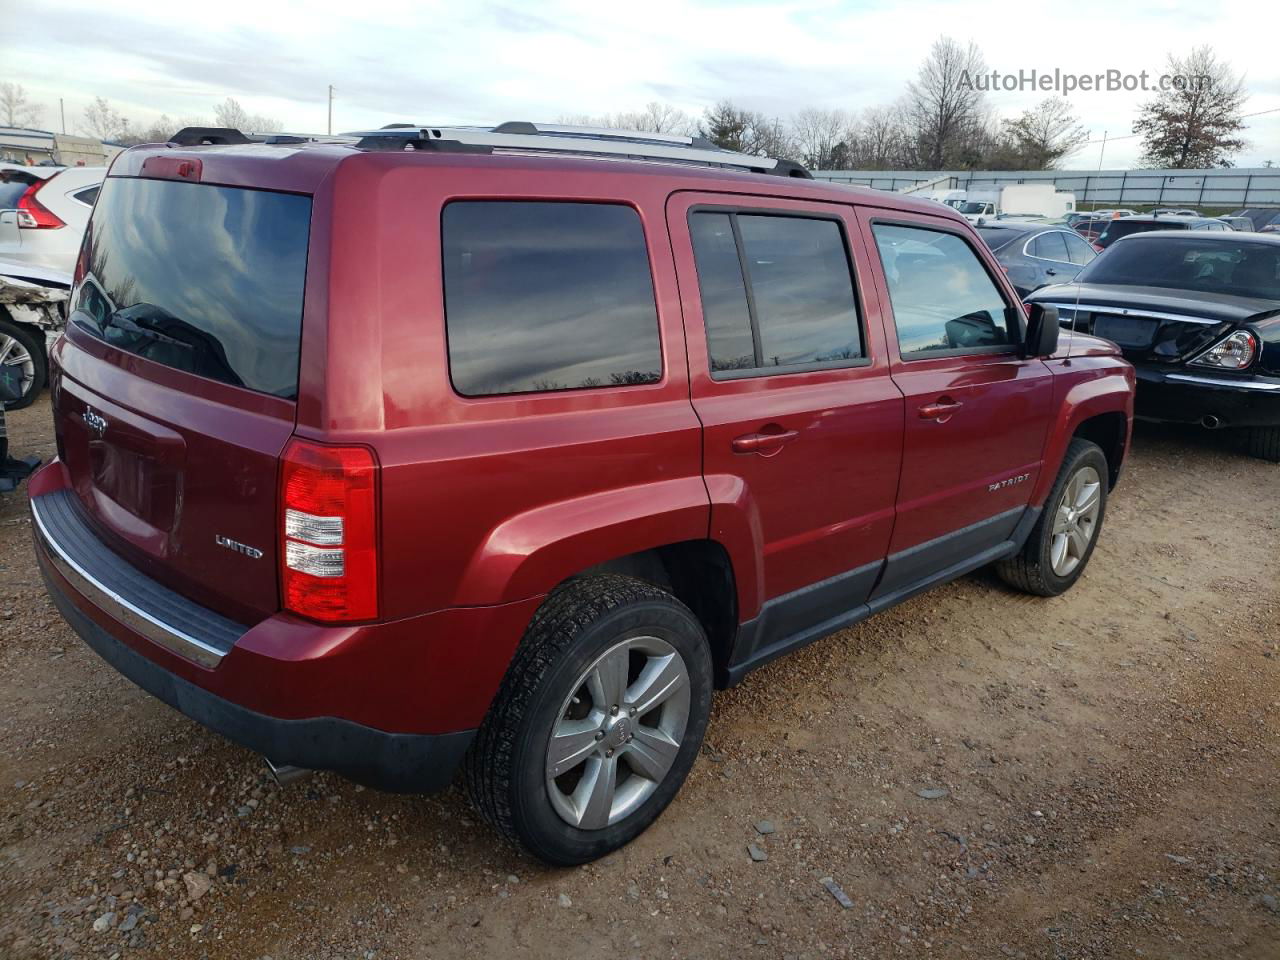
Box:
1062 231 1096 265
73 177 311 398
872 223 1015 357
1029 231 1069 262
442 201 661 396
688 211 863 377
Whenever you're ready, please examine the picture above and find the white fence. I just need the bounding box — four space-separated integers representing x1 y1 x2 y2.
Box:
810 167 1280 209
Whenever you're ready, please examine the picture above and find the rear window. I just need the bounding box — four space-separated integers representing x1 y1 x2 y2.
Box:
1097 219 1187 247
0 169 40 209
442 201 661 396
975 227 1024 252
1078 237 1280 300
73 177 310 398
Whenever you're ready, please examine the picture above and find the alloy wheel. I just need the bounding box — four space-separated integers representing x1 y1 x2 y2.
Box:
1050 464 1102 577
0 332 35 401
545 635 691 830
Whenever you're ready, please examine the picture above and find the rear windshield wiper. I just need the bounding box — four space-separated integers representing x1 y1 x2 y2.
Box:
104 307 194 351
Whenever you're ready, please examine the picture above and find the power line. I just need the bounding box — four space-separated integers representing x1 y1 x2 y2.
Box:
1078 105 1280 146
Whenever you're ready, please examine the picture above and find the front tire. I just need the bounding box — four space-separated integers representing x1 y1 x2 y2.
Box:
464 575 713 865
997 438 1109 597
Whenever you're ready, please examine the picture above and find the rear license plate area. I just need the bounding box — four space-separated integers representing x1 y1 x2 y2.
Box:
1094 314 1157 348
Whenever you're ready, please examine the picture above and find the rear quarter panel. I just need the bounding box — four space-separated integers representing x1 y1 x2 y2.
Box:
306 155 708 620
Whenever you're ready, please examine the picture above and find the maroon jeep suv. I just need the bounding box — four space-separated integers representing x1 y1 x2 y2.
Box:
30 123 1135 864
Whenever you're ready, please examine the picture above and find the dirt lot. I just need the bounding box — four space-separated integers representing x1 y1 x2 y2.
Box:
1 394 1277 960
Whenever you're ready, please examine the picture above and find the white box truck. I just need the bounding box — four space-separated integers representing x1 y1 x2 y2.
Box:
958 184 1077 224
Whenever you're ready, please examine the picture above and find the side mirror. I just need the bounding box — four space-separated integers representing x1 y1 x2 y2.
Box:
1023 302 1060 358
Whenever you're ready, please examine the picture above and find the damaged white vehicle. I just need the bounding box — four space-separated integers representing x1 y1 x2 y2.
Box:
0 261 70 410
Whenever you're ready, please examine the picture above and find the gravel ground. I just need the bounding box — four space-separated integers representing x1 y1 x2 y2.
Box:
1 394 1277 959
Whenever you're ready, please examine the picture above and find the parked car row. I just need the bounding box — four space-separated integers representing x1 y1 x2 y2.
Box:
970 198 1280 461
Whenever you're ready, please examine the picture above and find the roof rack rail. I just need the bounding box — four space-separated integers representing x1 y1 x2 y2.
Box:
346 122 813 178
167 126 356 147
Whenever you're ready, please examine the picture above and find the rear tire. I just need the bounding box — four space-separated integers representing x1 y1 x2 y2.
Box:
1244 426 1280 463
997 438 1109 597
464 575 713 865
0 317 46 411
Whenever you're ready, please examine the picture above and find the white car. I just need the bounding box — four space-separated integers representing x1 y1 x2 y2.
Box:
0 259 70 410
0 165 106 275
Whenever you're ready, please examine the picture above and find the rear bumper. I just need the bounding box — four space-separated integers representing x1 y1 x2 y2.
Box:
38 565 473 791
28 461 543 792
1134 365 1280 428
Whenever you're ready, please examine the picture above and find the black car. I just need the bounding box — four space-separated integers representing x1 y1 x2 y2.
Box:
975 223 1096 297
1027 231 1280 461
1094 214 1233 250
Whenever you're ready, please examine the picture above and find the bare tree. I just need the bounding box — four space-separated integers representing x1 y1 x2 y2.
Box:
81 97 131 141
996 98 1088 169
791 108 858 169
853 104 911 168
1134 46 1246 168
903 37 988 169
213 97 282 134
0 82 42 128
622 102 697 135
557 102 697 136
700 101 796 159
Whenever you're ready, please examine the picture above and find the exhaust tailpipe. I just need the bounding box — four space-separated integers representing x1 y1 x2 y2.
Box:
265 757 313 787
1201 414 1221 430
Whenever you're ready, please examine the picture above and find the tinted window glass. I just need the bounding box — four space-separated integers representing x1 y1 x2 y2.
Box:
1097 219 1188 247
73 178 311 398
1077 237 1280 300
689 213 756 372
873 224 1013 356
1030 231 1069 261
737 215 862 368
0 170 39 209
1062 231 1096 265
688 212 863 376
443 202 660 396
73 185 100 206
975 227 1024 252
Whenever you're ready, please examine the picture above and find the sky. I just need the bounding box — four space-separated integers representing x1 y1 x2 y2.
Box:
3 0 1277 169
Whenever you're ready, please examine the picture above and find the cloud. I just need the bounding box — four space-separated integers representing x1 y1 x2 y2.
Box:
3 0 1277 168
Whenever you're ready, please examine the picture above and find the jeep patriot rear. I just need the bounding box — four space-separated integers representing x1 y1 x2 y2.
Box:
30 123 1135 864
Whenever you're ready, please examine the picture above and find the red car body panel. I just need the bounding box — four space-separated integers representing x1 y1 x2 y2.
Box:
666 191 903 619
31 141 1135 787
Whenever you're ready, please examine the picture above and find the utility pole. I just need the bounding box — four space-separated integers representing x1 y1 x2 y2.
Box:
60 98 66 134
327 84 334 136
1094 130 1107 210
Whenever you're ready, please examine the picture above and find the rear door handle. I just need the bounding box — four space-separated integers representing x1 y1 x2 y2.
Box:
918 399 963 421
732 429 799 454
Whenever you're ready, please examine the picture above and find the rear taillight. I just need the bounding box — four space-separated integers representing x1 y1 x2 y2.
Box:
1190 329 1258 371
280 438 379 622
16 180 65 229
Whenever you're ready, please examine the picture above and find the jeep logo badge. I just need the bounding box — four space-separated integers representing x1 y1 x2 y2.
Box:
215 535 264 559
81 407 108 439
